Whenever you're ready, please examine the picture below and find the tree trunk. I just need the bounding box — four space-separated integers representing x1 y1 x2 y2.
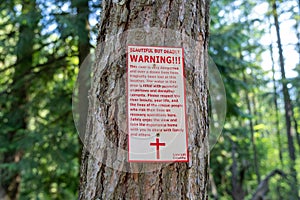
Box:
242 71 260 184
292 107 300 150
239 47 260 184
79 0 210 199
72 0 91 164
272 1 299 199
74 0 90 66
230 140 245 200
269 42 283 167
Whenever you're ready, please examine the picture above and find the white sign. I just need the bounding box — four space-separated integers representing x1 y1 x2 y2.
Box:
127 45 188 162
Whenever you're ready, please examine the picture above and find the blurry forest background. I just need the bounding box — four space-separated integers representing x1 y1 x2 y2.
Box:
0 0 299 199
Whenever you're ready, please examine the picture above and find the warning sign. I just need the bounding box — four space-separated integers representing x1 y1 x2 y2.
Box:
127 45 188 162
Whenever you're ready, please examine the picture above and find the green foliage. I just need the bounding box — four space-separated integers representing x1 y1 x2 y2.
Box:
209 0 300 199
0 0 89 199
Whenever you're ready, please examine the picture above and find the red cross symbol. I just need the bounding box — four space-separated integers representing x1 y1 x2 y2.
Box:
150 138 166 159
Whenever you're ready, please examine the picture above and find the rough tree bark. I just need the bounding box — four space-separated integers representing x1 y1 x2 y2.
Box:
79 0 210 199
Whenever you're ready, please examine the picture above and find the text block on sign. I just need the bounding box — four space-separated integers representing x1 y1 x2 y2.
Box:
127 45 188 162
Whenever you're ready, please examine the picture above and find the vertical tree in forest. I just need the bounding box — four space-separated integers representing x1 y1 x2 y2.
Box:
72 0 91 159
79 0 210 199
292 0 300 151
73 0 90 65
269 41 283 167
271 0 299 199
242 70 260 184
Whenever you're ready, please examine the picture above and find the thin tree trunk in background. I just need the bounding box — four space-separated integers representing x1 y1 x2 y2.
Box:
0 1 37 199
269 43 283 167
291 0 300 150
230 140 245 200
269 42 284 199
251 94 259 126
72 0 91 165
74 0 90 65
243 72 260 184
238 11 261 183
291 105 300 150
209 172 218 200
272 1 299 199
79 0 210 199
239 46 260 184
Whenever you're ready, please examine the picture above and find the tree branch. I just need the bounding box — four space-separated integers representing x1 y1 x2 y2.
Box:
251 169 286 200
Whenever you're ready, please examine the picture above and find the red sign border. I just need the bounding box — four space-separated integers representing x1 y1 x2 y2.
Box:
126 44 189 163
